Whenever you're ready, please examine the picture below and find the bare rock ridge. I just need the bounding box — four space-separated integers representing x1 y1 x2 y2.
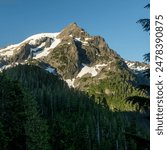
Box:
43 23 125 81
0 23 148 88
57 22 90 39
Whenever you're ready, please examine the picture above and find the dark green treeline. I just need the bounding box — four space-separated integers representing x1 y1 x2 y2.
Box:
0 65 149 150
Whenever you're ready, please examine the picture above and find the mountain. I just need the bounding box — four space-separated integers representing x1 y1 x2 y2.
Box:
1 23 123 80
0 23 150 149
1 23 132 79
125 60 149 86
125 60 149 74
0 23 149 110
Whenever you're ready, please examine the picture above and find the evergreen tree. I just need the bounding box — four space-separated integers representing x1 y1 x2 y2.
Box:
0 73 50 150
137 2 150 77
3 65 149 150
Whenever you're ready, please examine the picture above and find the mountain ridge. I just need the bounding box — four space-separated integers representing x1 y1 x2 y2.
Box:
0 23 149 91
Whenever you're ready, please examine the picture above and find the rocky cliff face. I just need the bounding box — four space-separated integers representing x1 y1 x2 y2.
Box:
43 23 126 80
0 23 148 89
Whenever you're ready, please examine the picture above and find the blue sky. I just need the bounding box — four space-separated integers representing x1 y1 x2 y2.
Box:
0 0 149 61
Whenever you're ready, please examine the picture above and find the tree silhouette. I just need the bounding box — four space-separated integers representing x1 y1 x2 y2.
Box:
126 96 149 112
137 3 150 33
137 2 150 78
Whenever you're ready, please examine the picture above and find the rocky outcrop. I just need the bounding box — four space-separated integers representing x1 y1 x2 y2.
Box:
57 22 89 39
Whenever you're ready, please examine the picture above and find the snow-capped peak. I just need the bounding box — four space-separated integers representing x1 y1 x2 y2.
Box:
23 33 60 45
0 32 61 58
125 60 149 72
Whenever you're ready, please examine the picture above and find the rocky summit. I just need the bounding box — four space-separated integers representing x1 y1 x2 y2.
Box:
0 23 148 90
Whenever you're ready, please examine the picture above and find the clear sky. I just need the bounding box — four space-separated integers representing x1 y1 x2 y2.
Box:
0 0 150 62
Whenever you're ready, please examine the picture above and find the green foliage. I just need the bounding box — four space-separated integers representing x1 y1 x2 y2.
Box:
136 19 150 32
137 3 150 33
126 96 149 112
137 2 150 78
0 121 9 150
2 65 149 150
23 93 51 150
87 71 147 111
0 73 50 150
0 74 26 150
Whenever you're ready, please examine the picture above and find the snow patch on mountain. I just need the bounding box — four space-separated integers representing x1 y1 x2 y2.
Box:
74 37 88 45
0 64 12 72
125 61 148 71
31 44 45 52
0 61 27 72
66 79 75 87
77 63 107 78
65 63 108 87
85 38 91 40
33 38 60 59
125 60 149 76
0 45 19 56
0 33 61 58
23 33 60 45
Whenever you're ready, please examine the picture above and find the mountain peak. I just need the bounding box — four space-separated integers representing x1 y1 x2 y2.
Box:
67 22 78 28
64 22 81 30
57 22 89 39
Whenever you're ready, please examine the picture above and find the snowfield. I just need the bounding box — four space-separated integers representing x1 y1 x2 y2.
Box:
65 63 107 87
0 33 61 58
77 63 107 78
65 79 75 87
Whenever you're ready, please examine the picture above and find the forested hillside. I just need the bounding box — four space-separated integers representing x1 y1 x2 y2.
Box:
0 73 50 150
0 65 149 150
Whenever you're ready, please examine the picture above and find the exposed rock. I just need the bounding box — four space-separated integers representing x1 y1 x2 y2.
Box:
0 23 149 89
